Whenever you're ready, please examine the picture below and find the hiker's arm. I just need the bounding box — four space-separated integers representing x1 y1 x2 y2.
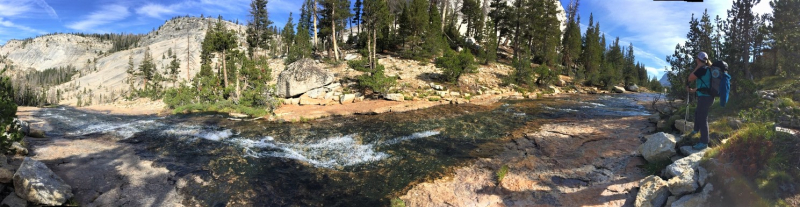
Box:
687 65 703 82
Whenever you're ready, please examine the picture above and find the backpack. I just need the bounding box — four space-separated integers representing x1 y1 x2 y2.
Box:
698 60 731 107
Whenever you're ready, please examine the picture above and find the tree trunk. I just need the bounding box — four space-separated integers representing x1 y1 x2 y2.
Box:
332 2 340 61
222 51 228 88
368 28 373 70
441 0 447 32
313 0 319 51
372 27 377 69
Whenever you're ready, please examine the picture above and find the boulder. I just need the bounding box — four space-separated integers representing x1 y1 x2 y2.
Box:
635 175 670 207
612 86 626 93
671 183 713 207
0 194 27 207
435 91 449 97
548 85 561 94
450 92 461 97
385 93 404 102
12 118 29 136
11 142 27 155
627 84 640 92
674 120 694 134
587 87 598 94
340 94 356 104
13 157 73 206
276 59 335 98
667 168 698 196
306 87 327 99
666 149 707 178
0 167 13 183
639 132 678 162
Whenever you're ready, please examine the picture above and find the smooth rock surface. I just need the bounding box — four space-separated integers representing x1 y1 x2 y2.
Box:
340 94 355 104
276 59 334 98
13 157 73 206
697 167 709 187
639 132 678 162
667 168 698 196
635 175 670 207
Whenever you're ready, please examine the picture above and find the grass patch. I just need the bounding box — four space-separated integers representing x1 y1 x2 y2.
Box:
497 165 510 183
428 97 441 101
639 159 673 175
390 198 406 207
757 76 796 91
704 122 800 206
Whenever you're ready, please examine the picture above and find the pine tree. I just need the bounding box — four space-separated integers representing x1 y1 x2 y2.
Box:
562 0 582 78
353 0 363 34
770 0 800 76
203 17 237 89
363 0 390 69
489 0 510 51
461 0 483 39
139 47 156 91
288 6 314 64
246 0 273 59
281 13 296 56
169 54 181 87
318 0 351 60
723 0 761 82
666 10 716 98
582 14 603 86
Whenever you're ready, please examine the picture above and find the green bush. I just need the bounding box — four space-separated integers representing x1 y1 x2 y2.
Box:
533 65 558 86
496 165 509 183
435 49 477 83
356 63 397 95
0 72 22 152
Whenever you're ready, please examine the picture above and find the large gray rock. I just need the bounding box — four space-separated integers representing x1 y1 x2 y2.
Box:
671 183 713 207
385 93 404 102
666 149 708 178
13 157 73 206
667 168 698 196
340 94 356 104
675 120 694 135
0 193 27 207
639 132 678 162
665 196 678 207
635 175 670 207
627 84 640 92
276 59 335 98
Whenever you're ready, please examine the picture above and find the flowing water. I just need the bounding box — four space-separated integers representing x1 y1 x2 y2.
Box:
30 93 658 206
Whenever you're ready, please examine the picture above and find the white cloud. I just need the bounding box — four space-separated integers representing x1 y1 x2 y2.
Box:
67 5 130 31
0 17 44 34
0 0 32 17
136 3 179 19
33 0 58 19
645 66 665 80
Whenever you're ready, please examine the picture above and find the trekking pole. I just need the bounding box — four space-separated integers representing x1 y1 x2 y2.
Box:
685 90 690 135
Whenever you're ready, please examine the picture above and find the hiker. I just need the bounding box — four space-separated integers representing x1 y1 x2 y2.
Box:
687 52 713 150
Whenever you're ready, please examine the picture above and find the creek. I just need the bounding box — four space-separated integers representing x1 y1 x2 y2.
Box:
29 93 657 206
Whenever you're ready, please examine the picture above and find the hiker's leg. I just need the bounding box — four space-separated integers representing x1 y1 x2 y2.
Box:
697 96 714 144
693 98 701 133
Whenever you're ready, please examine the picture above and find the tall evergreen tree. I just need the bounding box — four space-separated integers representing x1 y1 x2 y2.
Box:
582 14 603 86
562 0 582 77
281 13 296 56
363 0 390 69
138 47 156 91
666 11 716 98
769 0 800 76
246 0 273 58
353 0 363 34
461 0 483 39
319 0 351 60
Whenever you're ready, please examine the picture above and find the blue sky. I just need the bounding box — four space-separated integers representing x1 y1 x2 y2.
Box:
0 0 774 79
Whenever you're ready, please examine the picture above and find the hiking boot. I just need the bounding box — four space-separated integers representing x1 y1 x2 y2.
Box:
693 143 708 150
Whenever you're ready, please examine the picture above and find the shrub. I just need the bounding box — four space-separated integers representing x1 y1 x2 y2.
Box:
356 63 397 95
435 49 477 83
496 165 509 183
0 73 22 152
